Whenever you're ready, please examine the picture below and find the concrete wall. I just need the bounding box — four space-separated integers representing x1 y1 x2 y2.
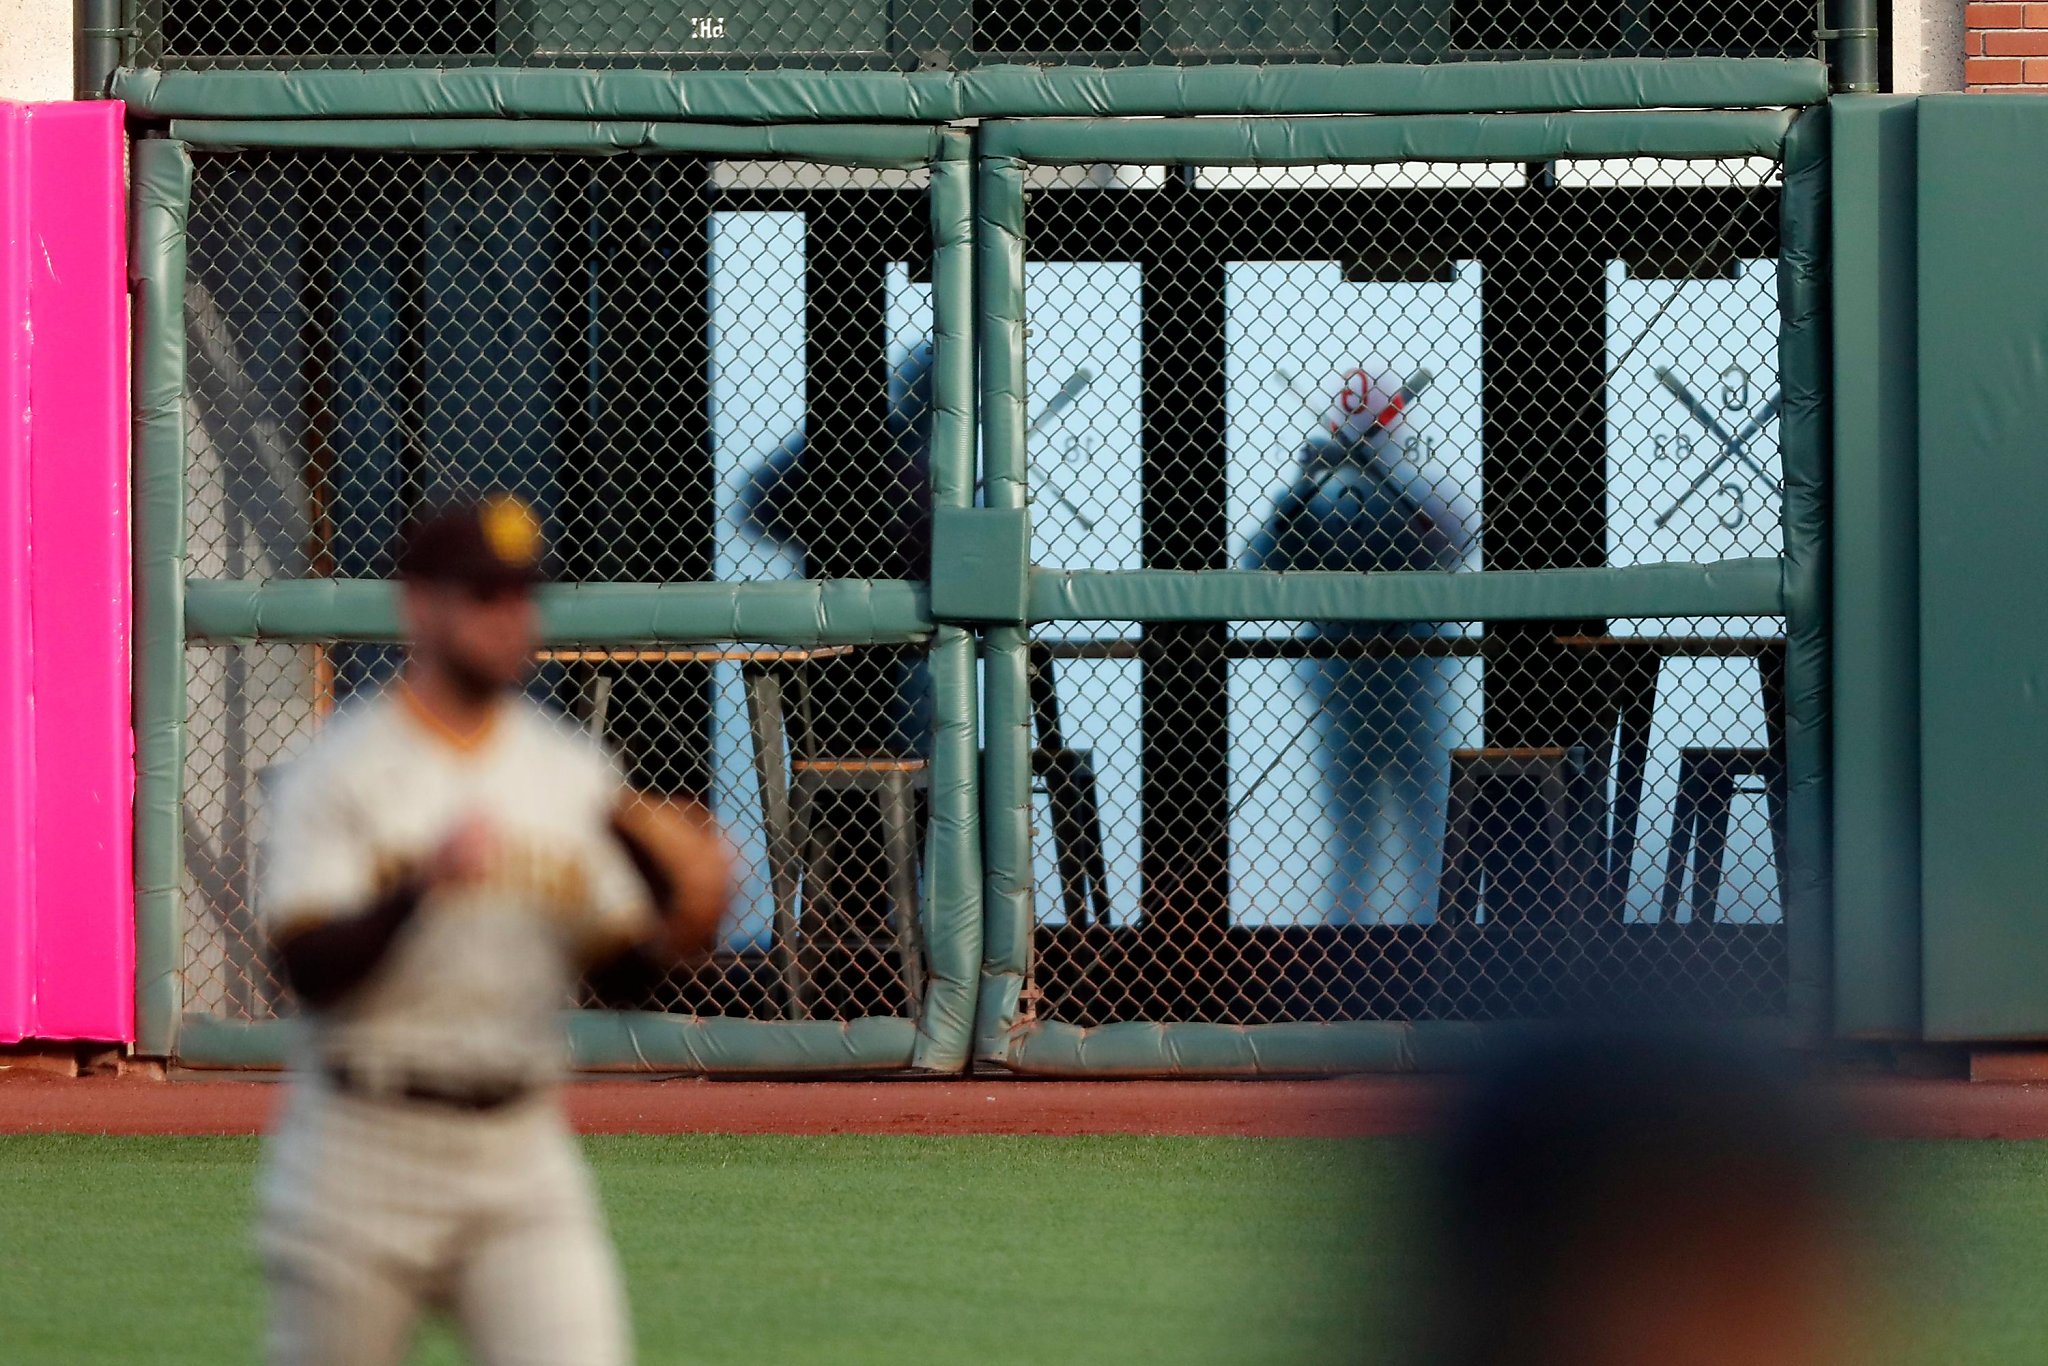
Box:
1896 0 1967 92
0 1 73 103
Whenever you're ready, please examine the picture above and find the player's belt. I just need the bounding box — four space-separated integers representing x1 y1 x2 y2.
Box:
322 1062 533 1114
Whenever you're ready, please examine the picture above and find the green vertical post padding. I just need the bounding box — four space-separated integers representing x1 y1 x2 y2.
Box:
1918 96 2048 1039
1778 106 1832 1048
909 129 980 1073
1829 95 1921 1040
912 626 980 1071
974 148 1034 1064
130 138 194 1058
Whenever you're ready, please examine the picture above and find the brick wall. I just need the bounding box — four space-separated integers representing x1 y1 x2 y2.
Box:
1968 3 2048 90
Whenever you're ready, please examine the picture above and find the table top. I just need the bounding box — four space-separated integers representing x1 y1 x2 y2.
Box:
535 645 858 665
1033 635 1489 661
1554 635 1785 656
1029 633 1783 662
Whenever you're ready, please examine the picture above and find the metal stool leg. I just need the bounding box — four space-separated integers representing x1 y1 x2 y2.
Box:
744 665 806 1021
1537 763 1586 921
879 772 926 1013
794 776 840 1020
1436 762 1483 925
1659 756 1705 924
1690 767 1738 925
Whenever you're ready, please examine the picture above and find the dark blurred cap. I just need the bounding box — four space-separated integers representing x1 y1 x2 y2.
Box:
397 494 547 590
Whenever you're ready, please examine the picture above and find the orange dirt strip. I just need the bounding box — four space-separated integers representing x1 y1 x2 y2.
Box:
0 1074 1448 1138
4 1073 2047 1140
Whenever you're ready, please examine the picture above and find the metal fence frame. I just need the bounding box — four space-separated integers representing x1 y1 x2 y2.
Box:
127 70 1831 1076
131 123 984 1071
972 107 1832 1075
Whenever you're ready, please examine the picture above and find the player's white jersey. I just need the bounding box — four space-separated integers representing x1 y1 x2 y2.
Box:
260 684 655 1091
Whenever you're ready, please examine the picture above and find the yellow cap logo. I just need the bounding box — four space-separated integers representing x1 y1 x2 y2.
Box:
480 495 542 568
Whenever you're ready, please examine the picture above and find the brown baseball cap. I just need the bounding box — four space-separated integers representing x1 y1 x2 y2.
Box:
396 494 547 590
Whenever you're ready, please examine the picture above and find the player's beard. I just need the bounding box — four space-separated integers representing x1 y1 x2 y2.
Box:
441 650 524 707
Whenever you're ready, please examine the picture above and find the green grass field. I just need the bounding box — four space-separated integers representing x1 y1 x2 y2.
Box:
2 1134 2047 1364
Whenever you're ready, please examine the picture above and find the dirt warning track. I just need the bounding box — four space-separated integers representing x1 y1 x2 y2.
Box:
4 1072 2047 1140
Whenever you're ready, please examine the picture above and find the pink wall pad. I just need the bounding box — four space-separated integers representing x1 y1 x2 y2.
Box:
1 101 132 1043
0 106 33 1043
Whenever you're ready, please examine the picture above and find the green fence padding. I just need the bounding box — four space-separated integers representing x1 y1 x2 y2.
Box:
929 508 1029 622
972 143 1034 1064
999 1018 1797 1076
567 1012 919 1073
1026 561 1786 624
172 1012 922 1073
1001 1019 1492 1076
976 153 1028 516
976 626 1033 1064
983 109 1797 166
169 118 940 165
131 139 194 1060
184 577 936 644
1778 105 1832 1046
1917 96 2048 1040
115 60 1830 124
1829 95 1921 1040
910 625 980 1071
927 129 974 513
902 129 982 1074
119 65 953 122
172 1014 298 1069
956 60 1827 119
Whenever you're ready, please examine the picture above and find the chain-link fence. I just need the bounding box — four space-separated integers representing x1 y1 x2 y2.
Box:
178 143 950 1038
186 149 936 585
1021 621 1787 1026
130 0 1817 69
181 638 936 1026
995 145 1796 1039
150 117 1819 1068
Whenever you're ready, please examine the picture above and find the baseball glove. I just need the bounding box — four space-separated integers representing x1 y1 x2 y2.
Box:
610 796 734 963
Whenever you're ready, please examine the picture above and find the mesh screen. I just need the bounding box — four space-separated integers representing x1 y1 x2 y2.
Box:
1022 620 1788 1025
134 0 1816 68
1018 158 1784 583
185 149 935 585
181 639 936 1023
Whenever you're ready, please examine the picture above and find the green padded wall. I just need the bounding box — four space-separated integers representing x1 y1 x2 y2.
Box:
1919 96 2048 1040
1830 95 1920 1039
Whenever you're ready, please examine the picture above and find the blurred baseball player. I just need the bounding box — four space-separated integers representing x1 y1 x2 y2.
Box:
257 494 731 1366
1244 367 1474 925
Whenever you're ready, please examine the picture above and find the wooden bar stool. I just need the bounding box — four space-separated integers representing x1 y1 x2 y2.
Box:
1657 747 1785 924
745 650 928 1021
1435 746 1603 926
786 756 929 1017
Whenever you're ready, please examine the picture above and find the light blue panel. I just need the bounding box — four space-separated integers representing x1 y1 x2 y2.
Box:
1223 258 1484 571
707 209 805 951
710 209 808 585
1027 649 1146 928
1024 260 1145 571
1604 254 1784 639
